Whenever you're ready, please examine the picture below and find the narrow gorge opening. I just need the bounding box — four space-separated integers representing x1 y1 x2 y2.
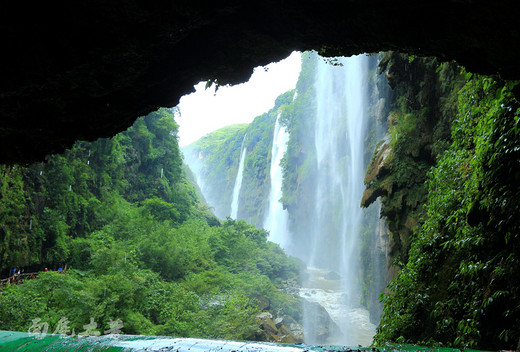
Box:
2 1 520 349
182 52 390 345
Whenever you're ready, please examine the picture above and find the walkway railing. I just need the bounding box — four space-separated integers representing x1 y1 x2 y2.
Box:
0 267 67 289
0 272 39 288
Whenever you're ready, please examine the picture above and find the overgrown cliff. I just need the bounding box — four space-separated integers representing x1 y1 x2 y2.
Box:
362 52 467 266
182 91 295 227
364 52 520 350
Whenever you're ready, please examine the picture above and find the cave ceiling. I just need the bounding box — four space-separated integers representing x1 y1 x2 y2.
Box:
1 1 519 163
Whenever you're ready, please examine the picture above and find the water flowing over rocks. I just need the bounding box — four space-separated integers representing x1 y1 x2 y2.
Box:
300 268 376 346
263 113 291 249
231 137 248 218
183 52 388 346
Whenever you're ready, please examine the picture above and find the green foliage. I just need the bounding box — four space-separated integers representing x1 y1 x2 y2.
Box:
280 52 319 246
375 74 520 350
0 285 46 330
182 124 248 219
239 109 280 226
192 124 249 152
0 108 301 341
0 165 36 268
364 53 467 263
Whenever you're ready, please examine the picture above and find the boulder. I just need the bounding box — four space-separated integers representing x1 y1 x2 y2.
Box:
302 299 342 344
361 135 393 208
274 317 284 329
324 271 341 280
255 312 303 344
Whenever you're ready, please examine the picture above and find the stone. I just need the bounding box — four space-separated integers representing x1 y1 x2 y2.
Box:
361 135 393 208
289 323 305 342
301 298 342 344
256 312 273 320
255 312 303 344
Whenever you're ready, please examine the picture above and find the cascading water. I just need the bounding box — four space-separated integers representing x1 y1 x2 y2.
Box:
230 136 247 219
181 53 385 346
301 54 376 346
263 113 291 250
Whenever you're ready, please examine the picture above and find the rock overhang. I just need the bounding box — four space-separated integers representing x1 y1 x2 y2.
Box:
1 0 519 163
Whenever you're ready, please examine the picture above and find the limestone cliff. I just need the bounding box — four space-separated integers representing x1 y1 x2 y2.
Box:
362 52 466 266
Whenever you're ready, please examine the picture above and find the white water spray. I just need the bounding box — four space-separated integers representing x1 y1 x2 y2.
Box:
302 54 376 345
263 113 291 250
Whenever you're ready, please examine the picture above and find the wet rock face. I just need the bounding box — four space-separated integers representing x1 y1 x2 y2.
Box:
362 135 392 208
2 1 520 163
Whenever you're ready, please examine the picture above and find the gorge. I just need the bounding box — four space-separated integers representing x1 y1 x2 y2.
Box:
1 49 520 349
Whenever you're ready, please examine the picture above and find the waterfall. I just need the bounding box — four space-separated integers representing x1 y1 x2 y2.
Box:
230 137 248 219
263 113 291 250
301 54 376 346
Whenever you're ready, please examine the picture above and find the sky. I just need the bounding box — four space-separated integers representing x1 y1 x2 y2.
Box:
175 51 302 146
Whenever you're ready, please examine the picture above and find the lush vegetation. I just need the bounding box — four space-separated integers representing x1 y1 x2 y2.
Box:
4 50 520 350
279 51 319 239
0 108 302 340
182 124 248 219
239 90 296 227
363 53 467 263
372 54 520 349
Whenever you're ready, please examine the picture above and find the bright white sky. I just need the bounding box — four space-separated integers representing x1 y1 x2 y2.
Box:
176 51 302 146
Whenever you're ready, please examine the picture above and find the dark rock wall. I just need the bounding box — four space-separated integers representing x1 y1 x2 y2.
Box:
2 1 519 163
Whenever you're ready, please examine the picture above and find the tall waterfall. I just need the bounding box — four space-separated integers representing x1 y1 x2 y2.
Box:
181 53 385 346
263 113 291 250
230 137 247 219
301 54 376 345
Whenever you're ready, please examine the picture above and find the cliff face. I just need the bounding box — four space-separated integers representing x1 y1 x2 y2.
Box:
2 1 520 163
362 52 467 265
369 55 520 350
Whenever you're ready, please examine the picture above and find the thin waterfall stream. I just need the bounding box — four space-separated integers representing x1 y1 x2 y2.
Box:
230 136 247 219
